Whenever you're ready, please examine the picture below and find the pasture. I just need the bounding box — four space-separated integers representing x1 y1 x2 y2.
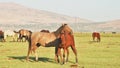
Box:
0 32 120 68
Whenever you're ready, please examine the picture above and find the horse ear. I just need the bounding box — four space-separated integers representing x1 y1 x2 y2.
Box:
62 23 67 26
13 30 19 33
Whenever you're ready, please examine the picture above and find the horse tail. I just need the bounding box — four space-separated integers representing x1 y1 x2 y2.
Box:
28 32 32 53
27 33 32 59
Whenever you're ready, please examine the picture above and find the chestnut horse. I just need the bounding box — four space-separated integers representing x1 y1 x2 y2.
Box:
56 30 78 64
92 32 101 42
18 29 32 42
26 24 76 63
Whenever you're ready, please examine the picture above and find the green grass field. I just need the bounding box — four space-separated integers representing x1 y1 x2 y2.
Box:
0 33 120 68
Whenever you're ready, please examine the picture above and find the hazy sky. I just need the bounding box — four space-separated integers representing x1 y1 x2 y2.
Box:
0 0 120 22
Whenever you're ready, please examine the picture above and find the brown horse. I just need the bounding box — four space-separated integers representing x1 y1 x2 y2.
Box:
0 30 5 42
18 29 32 42
92 32 101 42
40 29 50 33
56 30 78 64
26 24 74 63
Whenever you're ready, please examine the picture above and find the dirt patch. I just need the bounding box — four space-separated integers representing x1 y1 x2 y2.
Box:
70 64 83 68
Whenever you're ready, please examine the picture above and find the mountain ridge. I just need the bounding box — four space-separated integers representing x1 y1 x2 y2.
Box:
0 2 92 24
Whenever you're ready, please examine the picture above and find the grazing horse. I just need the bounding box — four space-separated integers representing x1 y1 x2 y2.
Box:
26 24 77 63
18 29 32 42
4 30 19 42
92 32 101 42
0 30 5 42
40 29 50 33
56 30 78 64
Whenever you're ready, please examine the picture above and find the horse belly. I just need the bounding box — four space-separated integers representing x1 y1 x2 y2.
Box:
38 34 56 47
44 37 57 47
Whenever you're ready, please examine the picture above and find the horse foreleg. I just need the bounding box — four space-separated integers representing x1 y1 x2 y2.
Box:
58 48 63 64
55 47 59 63
71 45 78 63
63 48 66 64
66 48 69 62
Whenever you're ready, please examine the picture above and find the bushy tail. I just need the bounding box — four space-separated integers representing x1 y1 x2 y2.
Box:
28 33 32 54
26 33 32 61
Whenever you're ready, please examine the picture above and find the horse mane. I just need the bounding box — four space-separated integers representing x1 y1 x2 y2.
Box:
54 24 73 37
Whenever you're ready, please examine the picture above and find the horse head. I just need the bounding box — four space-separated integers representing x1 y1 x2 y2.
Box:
55 24 73 38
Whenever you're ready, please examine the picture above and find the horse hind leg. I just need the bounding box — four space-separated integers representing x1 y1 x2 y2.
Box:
57 48 63 64
93 37 95 41
33 49 38 61
71 45 78 63
55 46 60 63
98 37 101 42
26 46 38 61
62 48 65 64
26 48 32 61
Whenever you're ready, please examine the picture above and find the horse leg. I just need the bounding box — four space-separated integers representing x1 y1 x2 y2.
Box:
26 47 32 61
66 48 69 62
98 37 101 42
93 37 95 41
55 46 59 63
17 38 19 42
62 48 66 64
13 37 15 42
71 45 78 63
57 47 63 64
33 49 38 61
97 37 99 42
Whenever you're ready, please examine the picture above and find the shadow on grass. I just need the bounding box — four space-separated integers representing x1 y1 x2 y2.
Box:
8 56 56 63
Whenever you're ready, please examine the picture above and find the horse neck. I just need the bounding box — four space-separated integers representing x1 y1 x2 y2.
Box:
53 24 72 38
53 25 64 37
52 31 60 38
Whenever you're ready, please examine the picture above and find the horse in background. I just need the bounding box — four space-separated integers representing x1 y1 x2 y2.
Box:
40 29 50 33
26 24 78 64
0 30 5 42
18 29 32 42
92 32 101 42
4 30 19 42
56 30 78 64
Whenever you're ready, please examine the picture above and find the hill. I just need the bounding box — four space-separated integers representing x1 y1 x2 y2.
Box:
0 2 92 24
96 19 120 32
0 2 120 32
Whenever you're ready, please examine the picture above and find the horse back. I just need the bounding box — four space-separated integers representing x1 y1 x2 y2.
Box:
31 32 57 47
